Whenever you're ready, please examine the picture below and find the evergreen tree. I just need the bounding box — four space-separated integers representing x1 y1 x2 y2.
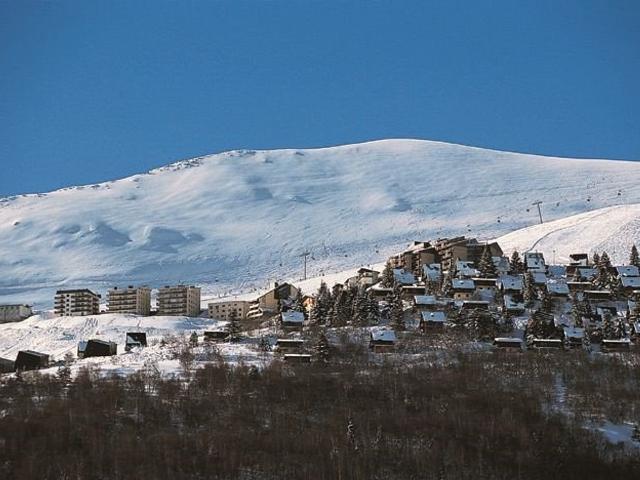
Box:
571 299 586 327
592 252 600 266
365 292 380 325
440 272 453 298
310 281 331 325
189 331 199 347
478 245 498 278
227 310 241 342
381 261 395 288
292 290 307 317
315 332 330 364
469 309 497 341
509 250 524 274
331 288 351 327
523 271 536 308
602 312 617 340
258 335 271 352
630 245 640 268
352 287 369 326
390 284 405 331
594 253 613 290
539 288 553 314
600 251 612 268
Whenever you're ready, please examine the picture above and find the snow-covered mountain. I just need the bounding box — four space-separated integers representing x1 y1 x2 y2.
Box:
497 203 640 264
2 139 640 307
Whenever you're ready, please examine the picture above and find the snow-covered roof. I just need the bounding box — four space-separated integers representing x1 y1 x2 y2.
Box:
281 310 305 324
393 268 416 285
525 252 545 271
421 311 446 323
602 338 631 344
456 260 479 278
577 267 597 279
503 293 525 310
547 265 567 279
77 341 88 352
494 337 523 344
616 266 640 277
532 271 548 284
423 263 442 281
546 280 569 295
414 295 437 305
370 328 397 343
452 278 475 290
563 326 585 339
621 277 640 288
497 275 523 291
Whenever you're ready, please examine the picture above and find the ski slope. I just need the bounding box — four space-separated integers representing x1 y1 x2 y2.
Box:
1 139 640 307
497 204 640 264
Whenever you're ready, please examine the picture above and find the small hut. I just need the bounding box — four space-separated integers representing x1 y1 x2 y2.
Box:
125 332 148 351
15 350 49 371
78 339 117 359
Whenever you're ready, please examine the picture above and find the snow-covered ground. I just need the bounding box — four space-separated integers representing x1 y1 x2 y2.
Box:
496 204 640 264
2 139 640 308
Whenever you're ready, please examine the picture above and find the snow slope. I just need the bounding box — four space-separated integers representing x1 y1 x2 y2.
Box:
1 139 640 307
497 204 640 264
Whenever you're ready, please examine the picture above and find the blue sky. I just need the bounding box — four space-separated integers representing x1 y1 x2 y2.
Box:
1 0 639 196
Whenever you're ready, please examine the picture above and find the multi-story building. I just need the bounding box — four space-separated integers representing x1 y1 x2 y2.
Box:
0 304 33 323
157 285 201 317
107 286 151 315
54 289 101 316
208 300 250 321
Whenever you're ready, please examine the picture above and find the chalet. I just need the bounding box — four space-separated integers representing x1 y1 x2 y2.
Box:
563 326 585 348
15 350 49 371
452 279 475 300
369 328 396 353
532 271 548 286
460 300 490 312
503 293 525 314
401 285 426 299
601 338 631 353
473 278 497 294
420 311 446 331
567 281 593 294
78 339 117 359
0 304 32 323
595 306 618 322
276 339 305 354
585 290 612 302
531 338 563 350
249 282 300 318
546 280 570 298
413 295 439 312
493 337 523 352
393 268 416 286
204 330 229 342
125 332 147 351
283 354 312 363
423 263 442 283
367 284 393 300
497 275 523 293
0 357 15 374
281 310 305 329
524 252 546 272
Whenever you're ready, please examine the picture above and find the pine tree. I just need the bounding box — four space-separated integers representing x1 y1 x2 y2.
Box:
630 245 640 268
258 335 271 352
539 288 553 314
523 271 536 308
331 288 351 327
571 299 586 327
478 245 498 278
227 310 241 342
365 292 380 325
440 272 453 298
310 281 331 325
594 253 613 290
189 331 199 347
469 309 497 341
315 333 330 364
592 252 600 266
509 250 524 274
292 290 307 318
600 251 612 268
352 287 369 326
390 284 405 331
381 260 395 288
602 312 617 340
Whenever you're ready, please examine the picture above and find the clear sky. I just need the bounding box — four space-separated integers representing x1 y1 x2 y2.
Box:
1 0 639 196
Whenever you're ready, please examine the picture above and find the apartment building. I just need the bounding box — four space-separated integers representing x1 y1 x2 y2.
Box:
157 285 201 317
0 304 32 323
54 289 101 316
208 300 250 321
107 286 151 315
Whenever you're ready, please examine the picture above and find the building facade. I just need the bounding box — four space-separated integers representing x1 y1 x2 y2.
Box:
54 289 101 316
208 300 250 321
107 286 151 315
0 304 32 323
157 285 201 317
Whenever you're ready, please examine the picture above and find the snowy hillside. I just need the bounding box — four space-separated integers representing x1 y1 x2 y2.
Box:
497 203 640 264
2 139 640 307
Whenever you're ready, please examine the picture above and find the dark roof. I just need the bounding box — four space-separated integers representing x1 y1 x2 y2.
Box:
19 350 49 358
55 289 99 295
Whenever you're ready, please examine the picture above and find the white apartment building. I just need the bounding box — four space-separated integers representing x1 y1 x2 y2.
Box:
208 300 250 321
0 304 33 323
54 289 101 317
157 285 201 317
107 286 151 315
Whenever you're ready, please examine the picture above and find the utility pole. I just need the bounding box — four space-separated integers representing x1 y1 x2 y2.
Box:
300 251 311 280
532 201 543 224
